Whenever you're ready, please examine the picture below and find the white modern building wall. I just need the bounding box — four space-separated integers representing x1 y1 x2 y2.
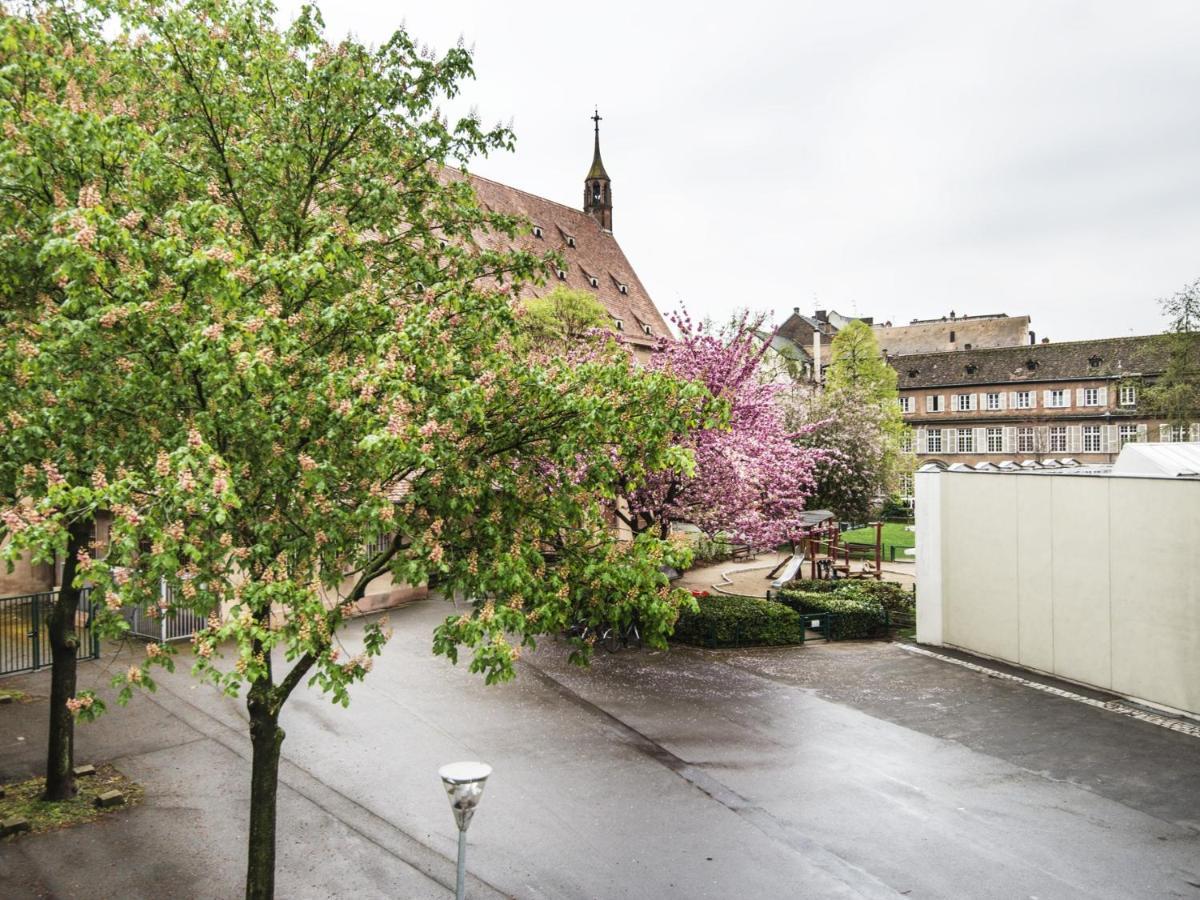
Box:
916 462 1200 717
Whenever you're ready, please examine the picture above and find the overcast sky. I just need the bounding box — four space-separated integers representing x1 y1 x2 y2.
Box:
283 0 1200 342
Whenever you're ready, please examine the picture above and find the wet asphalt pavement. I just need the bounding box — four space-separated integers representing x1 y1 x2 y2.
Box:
2 596 1199 898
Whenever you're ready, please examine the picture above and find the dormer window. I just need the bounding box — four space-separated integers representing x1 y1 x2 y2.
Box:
1025 359 1038 370
965 364 976 375
618 283 628 295
1088 355 1102 368
588 276 599 288
907 369 919 378
613 318 624 331
532 225 543 239
641 323 653 336
566 235 576 248
414 281 425 293
555 268 566 280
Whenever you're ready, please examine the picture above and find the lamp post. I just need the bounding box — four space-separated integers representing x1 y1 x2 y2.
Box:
438 761 492 900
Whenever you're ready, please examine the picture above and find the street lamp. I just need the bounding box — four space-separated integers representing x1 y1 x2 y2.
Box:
438 761 492 900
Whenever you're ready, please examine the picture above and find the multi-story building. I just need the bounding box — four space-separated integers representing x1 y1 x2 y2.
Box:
769 308 1034 378
895 335 1200 471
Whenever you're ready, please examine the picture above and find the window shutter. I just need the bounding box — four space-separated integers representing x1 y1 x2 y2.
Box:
998 392 1007 410
939 395 946 412
1075 388 1084 406
1004 427 1016 453
1159 424 1170 441
1069 426 1081 453
974 427 986 452
1138 424 1148 442
925 395 934 413
915 427 926 453
1009 391 1018 408
1191 423 1200 442
1097 387 1108 407
1105 425 1118 453
1043 390 1052 406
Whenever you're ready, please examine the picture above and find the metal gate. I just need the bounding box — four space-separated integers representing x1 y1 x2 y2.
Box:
0 589 100 677
121 581 205 643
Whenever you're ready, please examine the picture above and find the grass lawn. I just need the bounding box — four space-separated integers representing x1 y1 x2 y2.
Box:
841 522 915 556
1 765 142 838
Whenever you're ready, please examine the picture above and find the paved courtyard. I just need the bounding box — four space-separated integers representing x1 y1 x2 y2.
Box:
3 597 1199 898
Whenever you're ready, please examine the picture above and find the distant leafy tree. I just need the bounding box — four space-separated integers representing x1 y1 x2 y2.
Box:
520 286 611 347
789 321 910 522
1144 278 1200 429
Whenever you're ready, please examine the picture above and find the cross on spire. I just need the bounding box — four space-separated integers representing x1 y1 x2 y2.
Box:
591 108 602 134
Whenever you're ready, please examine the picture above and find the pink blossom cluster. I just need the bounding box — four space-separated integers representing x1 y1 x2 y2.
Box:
629 312 832 549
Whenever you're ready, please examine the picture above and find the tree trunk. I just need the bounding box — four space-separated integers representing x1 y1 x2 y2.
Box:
245 685 284 900
42 519 90 802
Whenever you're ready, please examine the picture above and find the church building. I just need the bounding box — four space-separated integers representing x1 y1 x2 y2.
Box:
462 111 671 357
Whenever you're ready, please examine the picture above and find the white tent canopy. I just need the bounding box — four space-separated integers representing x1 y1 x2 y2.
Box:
1111 442 1200 478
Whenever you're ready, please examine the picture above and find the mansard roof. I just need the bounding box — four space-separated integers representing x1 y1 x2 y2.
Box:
890 334 1197 389
460 171 668 347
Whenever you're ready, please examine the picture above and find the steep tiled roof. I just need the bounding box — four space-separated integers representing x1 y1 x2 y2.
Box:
458 171 669 347
890 334 1195 389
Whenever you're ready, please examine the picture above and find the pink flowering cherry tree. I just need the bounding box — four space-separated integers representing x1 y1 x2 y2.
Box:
619 312 829 550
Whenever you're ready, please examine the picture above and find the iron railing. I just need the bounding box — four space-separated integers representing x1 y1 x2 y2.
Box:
0 589 100 677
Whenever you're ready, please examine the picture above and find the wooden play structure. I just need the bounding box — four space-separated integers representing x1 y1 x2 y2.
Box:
767 519 884 588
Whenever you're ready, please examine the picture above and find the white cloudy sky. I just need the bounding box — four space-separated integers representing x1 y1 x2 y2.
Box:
281 0 1200 341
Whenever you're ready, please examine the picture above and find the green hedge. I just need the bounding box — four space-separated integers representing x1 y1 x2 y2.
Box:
783 579 914 616
775 589 888 641
672 593 805 648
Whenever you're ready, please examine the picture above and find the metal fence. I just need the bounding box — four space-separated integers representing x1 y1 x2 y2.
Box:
0 589 100 677
121 581 205 643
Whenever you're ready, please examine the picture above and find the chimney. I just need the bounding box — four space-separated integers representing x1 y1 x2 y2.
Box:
793 307 800 316
1029 331 1036 345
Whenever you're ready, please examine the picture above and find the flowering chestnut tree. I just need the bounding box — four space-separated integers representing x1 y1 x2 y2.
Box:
619 312 827 549
0 2 706 897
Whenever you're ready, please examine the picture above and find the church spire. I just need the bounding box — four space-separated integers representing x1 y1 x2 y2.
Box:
584 108 613 231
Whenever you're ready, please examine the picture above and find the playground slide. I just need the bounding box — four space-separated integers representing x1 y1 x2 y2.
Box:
770 553 805 590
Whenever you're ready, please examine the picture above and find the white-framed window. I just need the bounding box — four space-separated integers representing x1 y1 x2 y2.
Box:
957 429 974 453
926 429 942 453
986 427 1003 453
1118 424 1139 447
1015 391 1033 410
1118 385 1137 407
1049 426 1068 452
1169 424 1188 442
900 473 914 497
985 392 1001 411
1082 425 1101 452
1047 389 1067 408
1017 427 1035 453
901 432 914 453
1083 388 1100 407
953 393 974 412
926 395 944 413
898 396 913 413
